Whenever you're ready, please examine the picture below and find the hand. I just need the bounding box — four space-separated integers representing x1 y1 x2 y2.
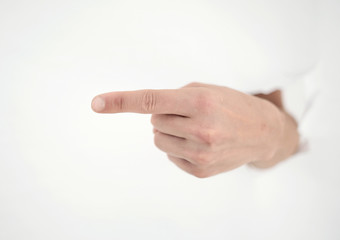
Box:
91 82 299 178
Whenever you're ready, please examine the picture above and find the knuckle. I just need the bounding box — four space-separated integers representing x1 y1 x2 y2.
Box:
194 90 216 113
112 96 124 111
153 133 162 149
184 82 202 88
150 114 158 126
166 154 174 161
193 150 212 166
141 90 157 113
191 169 211 179
195 128 218 145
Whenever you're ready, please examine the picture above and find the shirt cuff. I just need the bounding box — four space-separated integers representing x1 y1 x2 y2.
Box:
281 64 321 154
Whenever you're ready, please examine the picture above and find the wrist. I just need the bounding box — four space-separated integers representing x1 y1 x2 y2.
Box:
250 103 299 168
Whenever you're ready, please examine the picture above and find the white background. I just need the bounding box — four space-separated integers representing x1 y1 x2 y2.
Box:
1 0 340 239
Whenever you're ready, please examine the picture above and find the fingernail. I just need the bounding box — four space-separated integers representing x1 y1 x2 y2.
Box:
91 96 105 112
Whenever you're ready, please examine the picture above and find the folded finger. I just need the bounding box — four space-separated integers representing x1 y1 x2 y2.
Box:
151 114 190 139
154 131 195 164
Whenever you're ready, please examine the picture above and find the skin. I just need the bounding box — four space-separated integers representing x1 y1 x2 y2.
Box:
91 82 299 178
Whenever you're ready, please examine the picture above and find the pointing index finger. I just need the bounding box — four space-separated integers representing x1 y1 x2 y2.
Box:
91 89 194 116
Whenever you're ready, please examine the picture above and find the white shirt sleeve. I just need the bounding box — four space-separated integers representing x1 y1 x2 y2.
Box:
280 64 321 153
